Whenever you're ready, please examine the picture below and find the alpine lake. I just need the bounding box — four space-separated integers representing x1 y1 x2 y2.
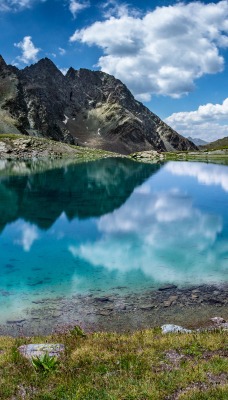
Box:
0 157 228 336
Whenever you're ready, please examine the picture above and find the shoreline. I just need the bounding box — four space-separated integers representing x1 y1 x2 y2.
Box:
1 283 227 337
1 134 228 164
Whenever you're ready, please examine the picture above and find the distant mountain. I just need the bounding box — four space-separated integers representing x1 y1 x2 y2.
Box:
0 56 197 155
201 136 228 150
187 136 208 146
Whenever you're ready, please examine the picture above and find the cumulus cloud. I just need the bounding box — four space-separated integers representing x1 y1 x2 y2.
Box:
0 0 44 12
70 1 228 100
69 0 90 18
69 177 225 285
166 162 228 192
14 36 40 64
165 98 228 142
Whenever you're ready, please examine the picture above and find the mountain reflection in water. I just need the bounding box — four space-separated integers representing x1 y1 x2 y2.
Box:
0 158 160 232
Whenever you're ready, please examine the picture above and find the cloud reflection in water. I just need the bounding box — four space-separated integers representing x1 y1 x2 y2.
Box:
70 179 225 285
166 162 228 192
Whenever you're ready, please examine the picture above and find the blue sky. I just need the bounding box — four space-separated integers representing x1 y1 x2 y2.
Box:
0 0 228 141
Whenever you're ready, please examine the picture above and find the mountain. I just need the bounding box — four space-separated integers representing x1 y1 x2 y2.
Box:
201 136 228 150
187 136 208 146
0 56 197 155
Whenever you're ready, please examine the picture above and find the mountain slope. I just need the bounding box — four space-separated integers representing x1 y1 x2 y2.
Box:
201 136 228 150
0 56 197 154
187 136 208 146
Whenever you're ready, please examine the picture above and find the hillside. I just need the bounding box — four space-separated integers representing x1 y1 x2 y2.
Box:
201 136 228 150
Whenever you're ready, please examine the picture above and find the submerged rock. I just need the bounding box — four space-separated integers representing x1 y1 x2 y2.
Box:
158 284 178 291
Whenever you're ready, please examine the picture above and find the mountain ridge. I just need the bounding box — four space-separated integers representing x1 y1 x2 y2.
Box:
187 136 208 146
0 56 197 154
201 136 228 150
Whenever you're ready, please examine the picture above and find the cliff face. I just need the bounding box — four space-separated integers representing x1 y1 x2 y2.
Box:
0 56 197 154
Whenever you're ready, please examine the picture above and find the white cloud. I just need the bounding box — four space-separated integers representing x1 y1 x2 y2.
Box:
69 0 89 18
59 47 66 56
59 67 69 75
166 162 228 192
70 1 228 100
0 0 44 12
14 36 40 64
101 0 140 19
165 98 228 142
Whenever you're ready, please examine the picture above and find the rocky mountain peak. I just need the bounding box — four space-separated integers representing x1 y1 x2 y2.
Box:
0 57 197 154
21 57 63 81
28 57 58 70
0 55 7 68
0 56 9 74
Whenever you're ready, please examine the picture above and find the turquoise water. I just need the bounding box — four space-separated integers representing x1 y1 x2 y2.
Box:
0 158 228 323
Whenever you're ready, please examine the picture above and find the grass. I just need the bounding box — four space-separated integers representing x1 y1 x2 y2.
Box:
0 328 227 399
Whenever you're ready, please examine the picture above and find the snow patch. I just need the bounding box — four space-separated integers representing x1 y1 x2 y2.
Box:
63 115 69 125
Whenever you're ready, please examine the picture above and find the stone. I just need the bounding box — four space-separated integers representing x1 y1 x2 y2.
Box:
210 317 226 324
159 284 177 291
140 304 155 310
18 343 65 360
94 297 112 303
161 324 192 334
191 294 199 299
164 301 172 307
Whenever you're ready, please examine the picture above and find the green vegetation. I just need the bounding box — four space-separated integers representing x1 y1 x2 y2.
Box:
31 353 60 375
0 328 227 399
165 150 228 162
201 137 228 151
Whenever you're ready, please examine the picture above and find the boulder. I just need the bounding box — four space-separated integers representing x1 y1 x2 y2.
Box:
18 343 65 360
161 324 192 334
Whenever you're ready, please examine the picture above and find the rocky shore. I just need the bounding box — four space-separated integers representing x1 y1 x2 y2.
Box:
1 283 227 337
0 134 121 160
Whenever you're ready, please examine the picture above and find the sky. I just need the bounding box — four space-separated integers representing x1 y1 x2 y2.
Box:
0 0 228 142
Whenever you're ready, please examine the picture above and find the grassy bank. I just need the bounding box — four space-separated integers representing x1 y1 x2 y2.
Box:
0 328 227 400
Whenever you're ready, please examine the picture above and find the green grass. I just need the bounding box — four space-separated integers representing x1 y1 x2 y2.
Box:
0 328 227 399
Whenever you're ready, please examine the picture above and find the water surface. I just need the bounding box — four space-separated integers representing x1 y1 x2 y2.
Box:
0 158 227 325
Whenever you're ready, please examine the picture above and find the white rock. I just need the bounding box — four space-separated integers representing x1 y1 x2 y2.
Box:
63 115 69 125
210 317 226 324
18 343 65 360
161 324 192 334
